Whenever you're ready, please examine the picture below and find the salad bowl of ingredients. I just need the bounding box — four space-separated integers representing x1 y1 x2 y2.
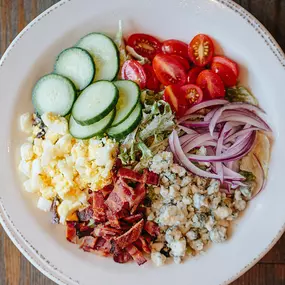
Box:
0 0 284 284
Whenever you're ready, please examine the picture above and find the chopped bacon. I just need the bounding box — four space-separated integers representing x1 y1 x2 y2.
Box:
77 206 93 222
66 222 77 244
139 236 151 254
113 249 132 264
77 223 94 239
105 178 133 213
114 219 144 249
123 213 144 224
79 236 97 252
126 244 147 266
94 237 112 256
106 210 121 229
100 184 114 198
146 171 159 186
118 168 159 186
130 183 146 214
144 221 160 237
92 191 107 223
93 224 123 238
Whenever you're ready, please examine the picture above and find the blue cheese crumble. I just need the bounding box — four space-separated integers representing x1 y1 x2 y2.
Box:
147 151 248 266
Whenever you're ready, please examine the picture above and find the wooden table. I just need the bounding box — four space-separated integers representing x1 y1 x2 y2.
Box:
0 0 285 284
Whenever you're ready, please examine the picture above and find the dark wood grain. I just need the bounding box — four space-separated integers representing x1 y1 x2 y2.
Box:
0 0 285 284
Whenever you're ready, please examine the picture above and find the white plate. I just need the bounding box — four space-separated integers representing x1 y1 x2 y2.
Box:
0 0 284 284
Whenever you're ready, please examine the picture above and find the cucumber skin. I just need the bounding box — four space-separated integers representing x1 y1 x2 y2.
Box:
111 80 140 127
107 103 143 140
69 109 116 140
54 47 96 91
32 73 77 116
76 33 120 81
72 80 119 126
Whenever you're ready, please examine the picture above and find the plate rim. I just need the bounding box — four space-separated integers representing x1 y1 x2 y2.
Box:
0 0 285 284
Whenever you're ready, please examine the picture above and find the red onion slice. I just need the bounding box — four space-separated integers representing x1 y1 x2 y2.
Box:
185 99 229 115
169 130 221 179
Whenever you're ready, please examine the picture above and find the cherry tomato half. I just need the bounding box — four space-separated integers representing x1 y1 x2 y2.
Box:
153 54 187 86
181 84 203 105
187 67 205 84
211 62 237 87
171 55 190 71
127 34 162 60
143 64 161 92
162 39 189 59
164 85 189 117
196 70 225 99
212 56 239 77
121 60 147 89
188 34 214 67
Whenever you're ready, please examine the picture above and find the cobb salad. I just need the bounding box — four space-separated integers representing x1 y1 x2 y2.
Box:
18 22 272 266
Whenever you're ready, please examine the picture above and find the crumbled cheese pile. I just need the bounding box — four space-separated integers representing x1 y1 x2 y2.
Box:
19 112 118 224
147 151 249 266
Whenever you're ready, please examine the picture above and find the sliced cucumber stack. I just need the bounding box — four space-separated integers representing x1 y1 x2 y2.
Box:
76 33 119 81
32 74 76 116
72 81 118 126
69 109 115 139
107 102 142 140
112 80 140 127
54 47 95 91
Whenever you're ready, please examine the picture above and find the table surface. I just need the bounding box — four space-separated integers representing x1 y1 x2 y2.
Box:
0 0 285 284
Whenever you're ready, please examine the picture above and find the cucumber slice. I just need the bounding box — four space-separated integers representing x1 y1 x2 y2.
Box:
72 81 118 126
107 102 142 140
69 109 115 139
54 47 95 91
32 74 76 116
76 33 119 81
112 80 140 127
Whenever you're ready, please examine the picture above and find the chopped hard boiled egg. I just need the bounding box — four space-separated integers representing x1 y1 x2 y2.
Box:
19 112 119 224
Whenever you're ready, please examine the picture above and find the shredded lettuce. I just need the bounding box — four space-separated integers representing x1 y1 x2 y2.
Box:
226 86 258 105
114 20 129 69
119 98 175 169
126 46 150 65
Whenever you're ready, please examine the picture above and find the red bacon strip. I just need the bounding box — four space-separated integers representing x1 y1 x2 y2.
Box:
144 221 160 237
114 219 144 249
139 236 151 254
118 168 159 185
77 206 93 222
79 236 97 252
93 225 123 238
94 237 112 256
100 184 114 198
66 222 77 244
92 191 107 223
126 244 147 266
122 213 144 224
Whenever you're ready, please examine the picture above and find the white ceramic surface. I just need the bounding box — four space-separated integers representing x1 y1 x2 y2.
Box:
0 0 284 284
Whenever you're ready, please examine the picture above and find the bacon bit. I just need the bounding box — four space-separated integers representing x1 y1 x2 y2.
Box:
92 191 107 223
93 225 123 238
106 210 122 229
113 249 132 264
123 213 144 224
77 206 93 222
114 219 144 249
100 184 114 198
139 236 151 254
126 244 147 266
79 236 97 252
51 197 60 224
105 178 133 213
118 168 159 185
94 237 112 256
146 171 159 186
77 223 94 239
130 183 146 214
144 221 160 237
66 222 77 244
